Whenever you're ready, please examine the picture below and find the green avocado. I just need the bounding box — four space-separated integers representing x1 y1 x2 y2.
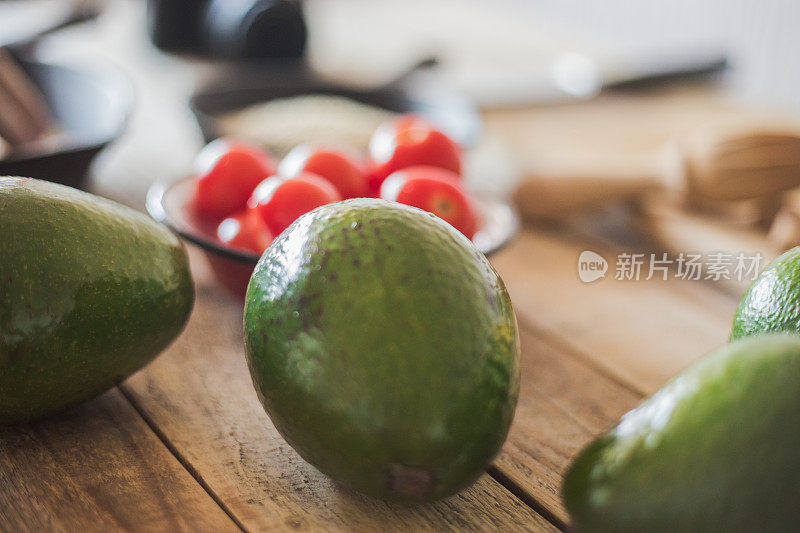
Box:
562 334 800 532
244 199 520 502
0 177 193 424
731 246 800 340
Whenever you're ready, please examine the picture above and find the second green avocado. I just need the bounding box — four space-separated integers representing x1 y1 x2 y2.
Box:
0 177 194 424
244 199 520 502
732 246 800 340
562 333 800 532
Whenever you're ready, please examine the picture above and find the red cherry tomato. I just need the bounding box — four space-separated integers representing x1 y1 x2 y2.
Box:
192 139 277 220
279 145 368 199
248 172 341 236
364 161 386 199
381 166 478 239
217 209 273 254
368 115 461 194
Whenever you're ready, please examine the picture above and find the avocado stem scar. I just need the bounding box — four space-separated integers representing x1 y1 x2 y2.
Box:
384 464 435 499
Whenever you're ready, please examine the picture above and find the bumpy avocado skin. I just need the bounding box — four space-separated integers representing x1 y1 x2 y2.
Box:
562 334 800 532
732 246 800 340
0 177 194 424
244 199 520 502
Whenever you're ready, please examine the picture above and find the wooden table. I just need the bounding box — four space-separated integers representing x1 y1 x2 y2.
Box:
2 3 773 532
0 189 749 531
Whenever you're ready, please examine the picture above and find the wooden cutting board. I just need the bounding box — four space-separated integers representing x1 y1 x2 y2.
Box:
484 84 797 288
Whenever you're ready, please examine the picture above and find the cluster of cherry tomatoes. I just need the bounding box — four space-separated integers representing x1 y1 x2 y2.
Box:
191 114 478 255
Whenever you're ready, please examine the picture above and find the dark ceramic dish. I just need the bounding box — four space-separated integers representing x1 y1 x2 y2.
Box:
0 61 132 189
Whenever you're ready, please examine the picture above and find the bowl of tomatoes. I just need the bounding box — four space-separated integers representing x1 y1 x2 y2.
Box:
147 114 518 298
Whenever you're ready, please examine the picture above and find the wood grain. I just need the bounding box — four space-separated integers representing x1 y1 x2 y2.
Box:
120 252 557 532
0 389 237 532
491 228 735 395
495 322 642 524
484 219 761 524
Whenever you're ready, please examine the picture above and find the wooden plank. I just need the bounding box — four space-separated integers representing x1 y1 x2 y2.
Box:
488 225 748 524
121 252 557 532
0 389 238 533
494 321 642 524
491 228 735 394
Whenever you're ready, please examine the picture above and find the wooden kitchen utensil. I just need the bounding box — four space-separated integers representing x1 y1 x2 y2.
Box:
635 193 782 295
0 0 100 150
514 125 800 222
0 48 52 146
767 189 800 251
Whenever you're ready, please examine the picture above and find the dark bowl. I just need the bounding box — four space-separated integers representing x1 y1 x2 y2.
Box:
0 60 132 189
147 177 519 298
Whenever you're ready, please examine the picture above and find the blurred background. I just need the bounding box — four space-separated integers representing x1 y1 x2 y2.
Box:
518 0 800 112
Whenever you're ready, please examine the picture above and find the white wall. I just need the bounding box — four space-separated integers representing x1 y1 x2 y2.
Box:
515 0 800 114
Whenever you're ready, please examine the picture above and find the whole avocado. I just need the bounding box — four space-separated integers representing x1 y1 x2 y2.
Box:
244 199 520 502
731 246 800 340
0 177 194 424
562 334 800 532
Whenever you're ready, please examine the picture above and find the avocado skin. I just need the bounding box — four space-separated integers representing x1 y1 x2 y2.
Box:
562 334 800 532
244 199 520 502
732 246 800 340
0 177 194 424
